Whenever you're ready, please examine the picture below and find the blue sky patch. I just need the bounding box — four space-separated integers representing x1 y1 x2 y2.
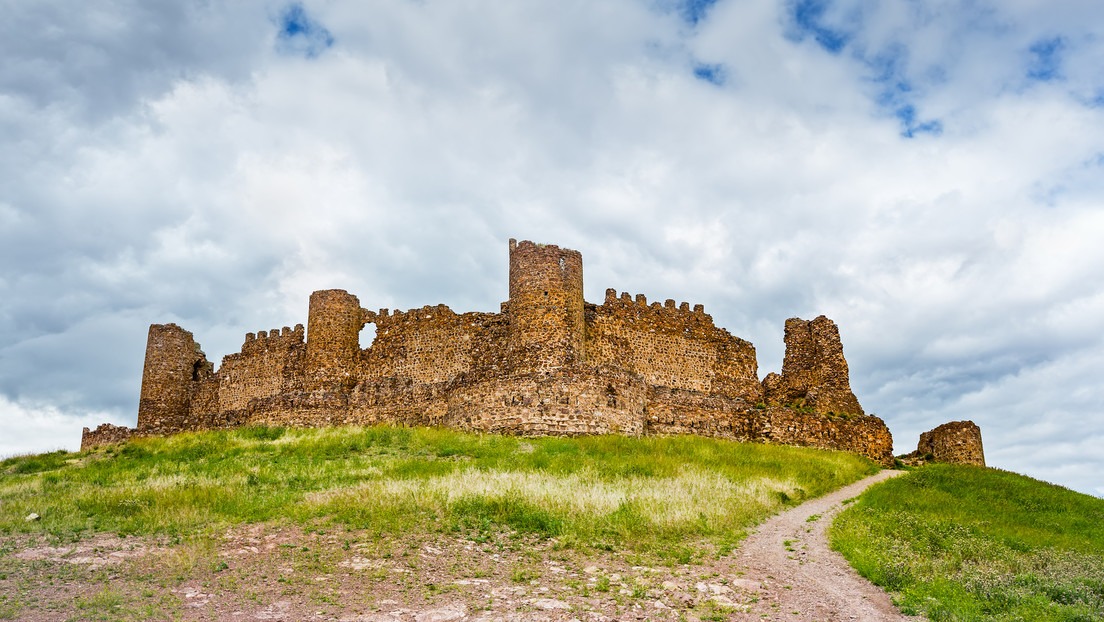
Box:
895 104 943 138
693 62 725 86
277 3 334 58
787 0 851 54
1027 36 1065 81
677 0 719 26
655 0 718 27
863 47 940 138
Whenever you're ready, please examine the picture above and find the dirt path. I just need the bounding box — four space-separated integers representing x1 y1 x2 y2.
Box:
730 469 914 621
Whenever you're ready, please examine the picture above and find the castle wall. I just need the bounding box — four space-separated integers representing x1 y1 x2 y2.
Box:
644 389 894 466
586 290 762 402
446 367 647 436
81 423 138 450
188 378 222 429
360 306 482 385
217 325 305 412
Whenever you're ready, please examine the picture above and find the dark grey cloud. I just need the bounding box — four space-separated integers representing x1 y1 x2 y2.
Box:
1 1 270 123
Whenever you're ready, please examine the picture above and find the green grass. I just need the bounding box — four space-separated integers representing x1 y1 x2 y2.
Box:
0 425 877 558
830 464 1104 621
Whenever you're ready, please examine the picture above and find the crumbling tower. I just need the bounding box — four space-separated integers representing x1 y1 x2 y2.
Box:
136 323 212 433
914 420 985 466
762 315 864 415
306 289 363 388
507 239 585 373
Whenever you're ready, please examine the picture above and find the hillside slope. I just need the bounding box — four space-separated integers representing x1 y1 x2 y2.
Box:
831 464 1104 621
1 426 877 620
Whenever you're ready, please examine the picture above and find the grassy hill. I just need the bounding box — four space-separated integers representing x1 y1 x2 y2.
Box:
0 426 876 620
831 464 1104 621
2 426 1101 621
1 426 874 550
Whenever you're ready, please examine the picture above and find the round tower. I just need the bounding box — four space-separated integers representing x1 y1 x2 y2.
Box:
137 323 210 433
507 239 585 373
306 289 363 386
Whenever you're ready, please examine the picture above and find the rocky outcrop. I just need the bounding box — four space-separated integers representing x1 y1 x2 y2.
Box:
762 316 864 416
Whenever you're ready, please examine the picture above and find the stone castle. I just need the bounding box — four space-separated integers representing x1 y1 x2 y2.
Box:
82 239 896 465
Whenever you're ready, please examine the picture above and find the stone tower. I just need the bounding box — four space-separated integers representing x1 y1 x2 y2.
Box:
306 289 363 387
762 315 864 415
507 238 585 373
136 323 212 433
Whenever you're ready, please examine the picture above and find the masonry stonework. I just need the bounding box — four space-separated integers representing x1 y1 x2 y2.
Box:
81 239 895 466
902 420 985 466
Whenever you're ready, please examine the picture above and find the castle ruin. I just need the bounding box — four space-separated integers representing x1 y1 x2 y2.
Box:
82 239 895 465
901 420 986 467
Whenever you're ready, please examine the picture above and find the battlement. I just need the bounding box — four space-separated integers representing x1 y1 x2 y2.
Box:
82 238 895 466
241 324 305 353
602 288 711 321
374 304 458 324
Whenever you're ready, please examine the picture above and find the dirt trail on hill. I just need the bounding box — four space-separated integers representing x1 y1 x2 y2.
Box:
730 469 914 621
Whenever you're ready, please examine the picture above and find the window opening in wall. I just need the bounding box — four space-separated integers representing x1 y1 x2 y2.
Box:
559 257 566 271
192 360 203 381
359 323 377 350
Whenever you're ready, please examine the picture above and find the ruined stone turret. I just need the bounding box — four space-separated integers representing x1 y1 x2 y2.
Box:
306 289 363 389
905 420 985 466
136 323 213 434
762 315 864 416
506 239 585 373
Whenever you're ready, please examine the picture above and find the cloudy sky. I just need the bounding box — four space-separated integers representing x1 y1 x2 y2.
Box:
3 1 1102 496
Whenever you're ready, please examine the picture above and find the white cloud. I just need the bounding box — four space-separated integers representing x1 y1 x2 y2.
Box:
0 395 119 458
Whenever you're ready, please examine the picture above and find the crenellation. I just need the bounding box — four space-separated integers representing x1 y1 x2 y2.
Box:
82 238 896 466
